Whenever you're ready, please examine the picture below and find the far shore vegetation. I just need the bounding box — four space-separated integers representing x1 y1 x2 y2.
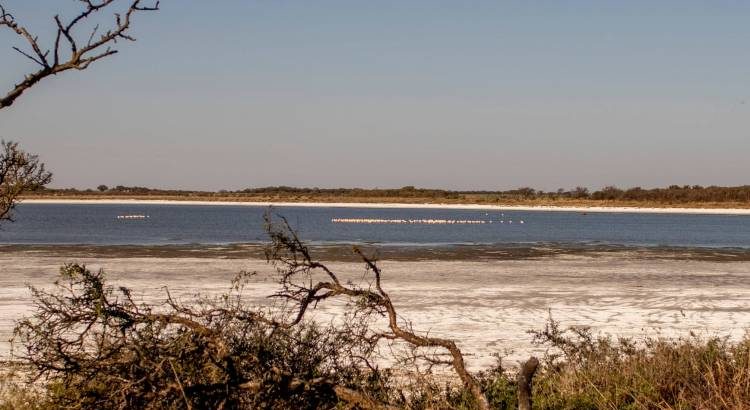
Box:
22 184 750 209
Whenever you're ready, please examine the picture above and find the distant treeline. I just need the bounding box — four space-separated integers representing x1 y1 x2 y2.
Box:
25 184 750 204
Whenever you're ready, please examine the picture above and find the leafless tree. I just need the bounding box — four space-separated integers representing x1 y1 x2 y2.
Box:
263 214 493 410
0 140 52 223
0 0 159 110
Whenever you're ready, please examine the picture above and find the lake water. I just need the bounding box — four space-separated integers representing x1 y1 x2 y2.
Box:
1 203 750 248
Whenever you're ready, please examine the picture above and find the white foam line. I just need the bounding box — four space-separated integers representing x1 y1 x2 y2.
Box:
19 199 750 215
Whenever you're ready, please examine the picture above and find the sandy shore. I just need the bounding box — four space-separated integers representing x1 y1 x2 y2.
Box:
3 249 750 371
20 198 750 215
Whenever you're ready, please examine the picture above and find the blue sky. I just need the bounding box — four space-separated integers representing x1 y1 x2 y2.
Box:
1 1 748 191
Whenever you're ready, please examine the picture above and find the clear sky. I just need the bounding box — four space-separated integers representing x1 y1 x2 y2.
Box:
1 1 748 191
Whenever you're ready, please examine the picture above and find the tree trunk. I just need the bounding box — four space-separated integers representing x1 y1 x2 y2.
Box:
517 356 539 410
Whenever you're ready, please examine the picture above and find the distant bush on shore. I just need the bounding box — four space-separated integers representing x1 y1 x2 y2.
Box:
25 184 750 205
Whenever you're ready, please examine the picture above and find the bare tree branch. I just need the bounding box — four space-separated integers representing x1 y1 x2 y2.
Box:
264 213 492 410
0 0 159 110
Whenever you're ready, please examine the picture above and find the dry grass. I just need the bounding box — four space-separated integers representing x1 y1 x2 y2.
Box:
375 322 750 409
0 362 43 410
528 320 750 410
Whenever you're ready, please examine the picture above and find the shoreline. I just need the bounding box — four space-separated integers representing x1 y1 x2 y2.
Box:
3 243 750 261
20 198 750 215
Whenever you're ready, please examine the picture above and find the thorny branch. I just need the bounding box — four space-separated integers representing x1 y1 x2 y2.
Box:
0 0 159 110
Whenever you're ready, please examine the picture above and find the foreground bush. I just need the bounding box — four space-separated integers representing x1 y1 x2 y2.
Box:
11 264 391 409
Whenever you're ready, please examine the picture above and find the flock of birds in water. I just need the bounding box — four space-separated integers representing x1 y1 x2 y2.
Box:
116 213 525 225
331 214 524 225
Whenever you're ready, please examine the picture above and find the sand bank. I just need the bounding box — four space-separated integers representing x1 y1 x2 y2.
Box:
21 199 750 215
